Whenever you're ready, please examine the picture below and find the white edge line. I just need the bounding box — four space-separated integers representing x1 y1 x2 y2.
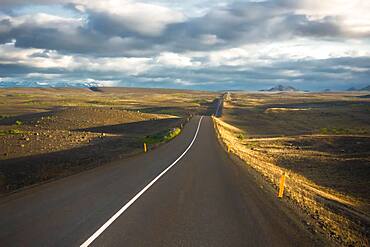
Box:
80 116 204 247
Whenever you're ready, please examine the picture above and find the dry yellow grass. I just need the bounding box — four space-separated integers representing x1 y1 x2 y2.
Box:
0 87 218 117
264 107 311 113
213 116 369 246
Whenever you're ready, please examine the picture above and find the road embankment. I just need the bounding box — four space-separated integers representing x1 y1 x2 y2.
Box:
212 116 369 246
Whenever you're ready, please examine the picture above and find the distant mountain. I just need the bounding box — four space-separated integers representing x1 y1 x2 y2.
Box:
0 81 102 88
356 94 370 99
260 84 299 92
346 85 370 91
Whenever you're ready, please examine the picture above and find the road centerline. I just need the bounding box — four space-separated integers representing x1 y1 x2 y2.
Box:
80 116 204 247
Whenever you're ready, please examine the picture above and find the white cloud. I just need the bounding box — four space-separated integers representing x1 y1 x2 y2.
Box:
85 78 120 86
155 52 199 67
0 12 84 31
26 73 62 79
280 70 304 77
174 78 215 86
290 0 370 36
81 57 153 75
199 34 224 45
0 40 44 62
205 38 370 67
174 78 195 86
0 41 153 75
77 0 185 36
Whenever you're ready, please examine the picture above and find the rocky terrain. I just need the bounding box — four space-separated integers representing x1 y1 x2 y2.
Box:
0 87 218 194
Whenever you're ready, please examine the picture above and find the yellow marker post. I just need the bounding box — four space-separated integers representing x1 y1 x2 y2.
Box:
227 145 230 152
144 143 147 153
278 173 286 198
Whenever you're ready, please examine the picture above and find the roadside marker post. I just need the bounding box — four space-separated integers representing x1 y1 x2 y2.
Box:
144 143 147 153
278 173 286 198
227 145 230 152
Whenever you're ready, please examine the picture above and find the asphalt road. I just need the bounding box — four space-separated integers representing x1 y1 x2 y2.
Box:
0 116 319 247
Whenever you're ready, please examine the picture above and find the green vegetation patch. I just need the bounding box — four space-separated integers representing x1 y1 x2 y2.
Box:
244 141 258 148
7 93 31 97
140 108 183 116
86 100 117 105
192 99 210 106
144 127 181 144
236 133 245 140
319 127 368 135
0 129 27 136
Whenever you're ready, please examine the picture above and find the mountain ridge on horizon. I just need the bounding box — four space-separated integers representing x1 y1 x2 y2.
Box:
1 81 370 92
259 84 299 92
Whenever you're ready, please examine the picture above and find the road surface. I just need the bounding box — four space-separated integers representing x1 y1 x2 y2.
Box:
0 116 319 246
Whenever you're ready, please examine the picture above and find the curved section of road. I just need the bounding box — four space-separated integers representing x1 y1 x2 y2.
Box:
0 116 319 247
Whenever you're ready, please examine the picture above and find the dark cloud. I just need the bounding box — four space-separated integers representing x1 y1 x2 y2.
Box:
2 56 369 91
133 56 370 91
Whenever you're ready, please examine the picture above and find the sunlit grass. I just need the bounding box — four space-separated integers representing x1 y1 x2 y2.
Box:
0 129 27 136
144 127 181 144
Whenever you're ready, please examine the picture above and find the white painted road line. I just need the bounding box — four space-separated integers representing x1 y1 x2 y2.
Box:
80 116 204 247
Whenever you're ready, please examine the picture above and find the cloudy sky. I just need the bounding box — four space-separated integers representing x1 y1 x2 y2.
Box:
0 0 369 91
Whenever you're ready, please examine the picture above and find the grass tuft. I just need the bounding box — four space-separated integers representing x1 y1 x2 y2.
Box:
0 129 26 136
236 133 244 140
144 127 181 144
319 127 368 135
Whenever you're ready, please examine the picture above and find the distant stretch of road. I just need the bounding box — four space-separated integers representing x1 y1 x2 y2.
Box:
214 95 224 117
0 113 317 246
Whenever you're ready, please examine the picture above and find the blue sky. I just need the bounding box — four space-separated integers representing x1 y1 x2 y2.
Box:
0 0 369 90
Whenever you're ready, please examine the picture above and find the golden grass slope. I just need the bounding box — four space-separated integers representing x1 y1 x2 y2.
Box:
213 115 369 246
